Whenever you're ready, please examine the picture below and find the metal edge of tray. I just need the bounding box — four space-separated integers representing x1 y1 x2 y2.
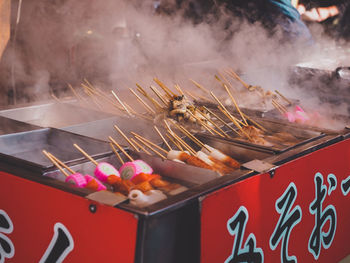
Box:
0 128 113 173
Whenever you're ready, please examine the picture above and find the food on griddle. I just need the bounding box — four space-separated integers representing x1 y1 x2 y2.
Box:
201 144 240 169
128 189 167 207
73 143 120 183
42 150 106 191
119 160 153 180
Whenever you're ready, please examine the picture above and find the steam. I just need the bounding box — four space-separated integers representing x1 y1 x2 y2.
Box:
0 0 348 128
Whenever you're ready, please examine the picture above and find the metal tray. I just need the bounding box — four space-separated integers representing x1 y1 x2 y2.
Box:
0 128 112 173
62 116 165 144
0 116 41 135
200 118 325 154
0 102 114 128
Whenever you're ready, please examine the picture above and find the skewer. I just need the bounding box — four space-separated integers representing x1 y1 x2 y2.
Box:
154 125 172 151
241 113 267 132
108 136 134 162
202 106 238 136
272 99 287 114
169 131 196 155
131 132 168 155
218 71 236 91
109 142 125 165
129 88 156 114
166 133 183 151
196 110 229 138
272 100 285 115
130 138 151 155
189 79 211 95
172 122 211 152
114 124 139 152
132 136 167 159
226 68 250 89
223 84 248 125
149 85 169 106
73 144 99 166
67 83 82 101
174 84 184 96
217 105 250 138
111 90 133 117
47 152 75 174
185 109 217 136
153 77 176 98
42 150 70 177
275 90 292 105
136 84 164 110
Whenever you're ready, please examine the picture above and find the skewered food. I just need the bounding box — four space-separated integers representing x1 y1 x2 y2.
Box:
95 162 120 182
201 144 240 169
119 160 153 180
65 173 88 188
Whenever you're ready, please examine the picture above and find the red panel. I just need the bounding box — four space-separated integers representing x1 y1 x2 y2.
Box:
201 139 350 262
0 172 138 263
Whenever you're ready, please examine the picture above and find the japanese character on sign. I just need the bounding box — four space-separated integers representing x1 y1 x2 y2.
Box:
0 210 14 263
270 183 302 263
225 206 264 263
308 172 337 260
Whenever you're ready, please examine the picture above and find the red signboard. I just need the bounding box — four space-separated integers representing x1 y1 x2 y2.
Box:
0 172 138 263
201 139 350 263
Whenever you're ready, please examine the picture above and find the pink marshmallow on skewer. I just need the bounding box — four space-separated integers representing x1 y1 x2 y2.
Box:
65 173 87 188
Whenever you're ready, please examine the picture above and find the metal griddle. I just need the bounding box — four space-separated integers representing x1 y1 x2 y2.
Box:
0 102 114 128
0 116 41 135
0 128 112 173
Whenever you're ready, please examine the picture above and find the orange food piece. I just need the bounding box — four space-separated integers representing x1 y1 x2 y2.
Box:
132 181 153 192
131 173 161 185
106 174 122 185
150 178 170 188
85 179 99 191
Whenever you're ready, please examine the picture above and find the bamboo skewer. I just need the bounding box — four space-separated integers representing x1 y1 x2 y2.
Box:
272 100 286 115
153 77 176 98
109 143 125 165
223 84 248 126
272 99 287 114
114 124 139 152
172 122 211 152
111 90 133 117
189 79 211 95
129 88 156 114
202 106 238 136
136 84 164 110
131 132 168 155
132 136 167 159
130 138 151 155
154 125 172 151
42 150 70 177
108 136 134 162
241 113 267 132
196 110 228 138
169 131 196 156
73 144 99 166
226 68 250 89
48 153 75 174
275 90 292 105
149 85 169 106
166 133 183 151
174 84 184 96
217 106 251 138
185 109 216 136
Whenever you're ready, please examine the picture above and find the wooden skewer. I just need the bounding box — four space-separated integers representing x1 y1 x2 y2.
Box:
172 122 211 152
130 138 151 155
218 71 235 91
67 83 82 101
226 68 250 89
272 100 285 115
109 143 125 165
153 77 176 98
154 125 172 151
241 113 267 132
166 133 183 151
133 136 167 159
124 102 138 115
108 136 134 162
149 85 169 106
272 99 287 113
131 132 168 155
43 150 70 177
190 79 211 94
196 110 229 138
136 84 164 110
203 106 238 136
275 90 292 105
73 144 99 166
111 90 133 117
185 109 216 136
169 131 196 155
217 105 250 138
174 84 184 96
47 152 75 174
223 84 248 125
129 88 156 114
113 124 139 152
273 99 288 113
